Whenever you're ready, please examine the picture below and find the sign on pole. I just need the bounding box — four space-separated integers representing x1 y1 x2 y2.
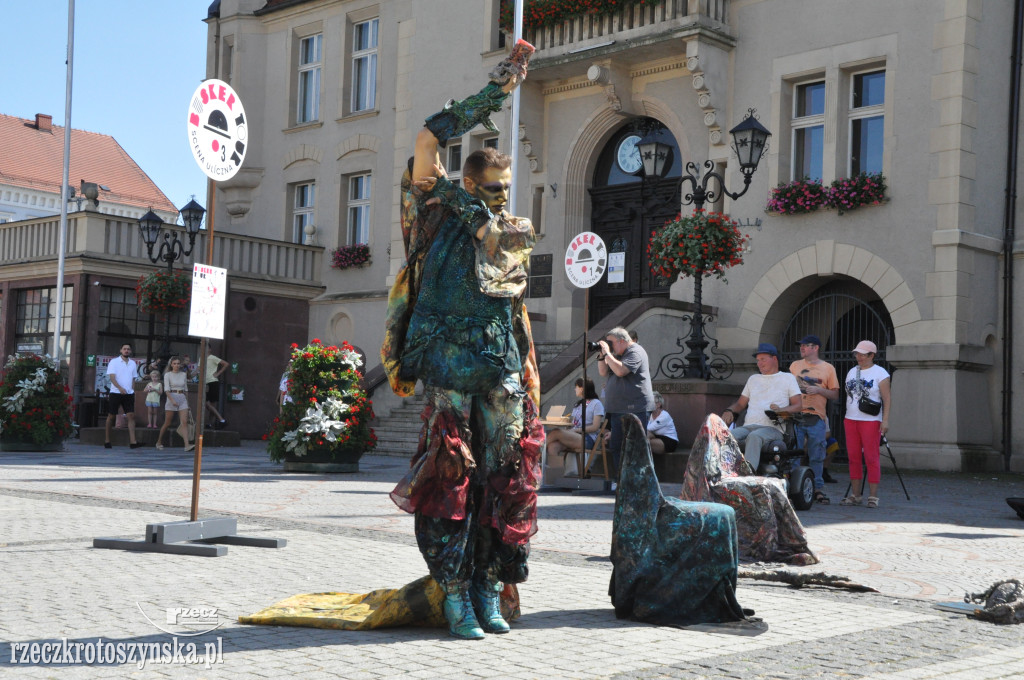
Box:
564 232 607 288
188 264 227 340
187 79 248 182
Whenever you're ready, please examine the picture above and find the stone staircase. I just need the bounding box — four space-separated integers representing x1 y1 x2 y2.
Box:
371 394 426 457
370 342 571 459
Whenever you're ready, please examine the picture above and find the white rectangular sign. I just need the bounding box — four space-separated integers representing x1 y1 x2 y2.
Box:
188 263 228 339
608 251 625 284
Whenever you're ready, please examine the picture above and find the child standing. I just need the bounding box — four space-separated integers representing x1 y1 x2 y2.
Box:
144 370 163 428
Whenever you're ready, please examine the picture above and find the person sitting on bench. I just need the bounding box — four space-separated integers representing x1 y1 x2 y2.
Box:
546 377 604 476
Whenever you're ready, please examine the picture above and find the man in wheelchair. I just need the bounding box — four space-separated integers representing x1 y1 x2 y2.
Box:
720 343 802 473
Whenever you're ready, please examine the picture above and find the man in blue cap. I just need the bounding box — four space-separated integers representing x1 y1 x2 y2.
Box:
789 335 840 502
720 343 802 470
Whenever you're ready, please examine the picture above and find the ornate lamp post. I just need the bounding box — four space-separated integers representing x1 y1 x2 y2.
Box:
679 110 771 379
137 199 206 361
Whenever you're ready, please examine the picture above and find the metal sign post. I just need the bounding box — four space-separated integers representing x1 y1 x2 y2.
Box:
95 80 283 556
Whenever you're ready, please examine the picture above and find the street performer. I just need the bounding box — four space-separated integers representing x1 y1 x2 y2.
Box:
381 40 543 640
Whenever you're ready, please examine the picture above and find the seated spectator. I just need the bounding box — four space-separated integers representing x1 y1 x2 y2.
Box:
546 377 604 476
646 391 678 454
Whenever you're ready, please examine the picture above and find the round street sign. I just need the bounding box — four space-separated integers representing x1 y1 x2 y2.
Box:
564 232 607 288
187 79 248 181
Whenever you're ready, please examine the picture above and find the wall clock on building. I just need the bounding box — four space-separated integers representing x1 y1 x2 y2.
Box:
616 134 643 174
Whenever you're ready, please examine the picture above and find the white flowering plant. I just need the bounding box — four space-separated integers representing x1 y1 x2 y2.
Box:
265 340 377 461
0 354 73 445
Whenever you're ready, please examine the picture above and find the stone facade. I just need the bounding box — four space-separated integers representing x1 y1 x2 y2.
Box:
207 0 1024 471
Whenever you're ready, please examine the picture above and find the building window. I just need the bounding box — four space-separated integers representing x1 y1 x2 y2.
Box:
483 136 499 150
526 254 552 298
791 81 824 181
351 18 378 113
447 142 463 181
346 173 372 245
297 34 322 124
291 182 316 243
850 70 885 175
15 286 72 357
98 286 193 358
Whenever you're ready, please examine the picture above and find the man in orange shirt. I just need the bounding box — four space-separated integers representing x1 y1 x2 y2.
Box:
789 335 839 504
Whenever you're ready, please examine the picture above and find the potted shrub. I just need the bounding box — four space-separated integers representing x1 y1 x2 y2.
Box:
0 354 74 452
264 339 376 472
136 269 191 315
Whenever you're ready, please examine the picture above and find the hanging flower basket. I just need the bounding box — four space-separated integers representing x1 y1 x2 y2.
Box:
330 243 371 270
647 210 749 282
264 339 377 470
0 354 73 450
136 270 191 315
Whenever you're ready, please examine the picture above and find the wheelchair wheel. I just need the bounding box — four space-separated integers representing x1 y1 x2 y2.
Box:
790 466 815 511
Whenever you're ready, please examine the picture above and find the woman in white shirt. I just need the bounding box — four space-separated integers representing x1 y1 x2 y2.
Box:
647 391 679 453
841 340 891 508
546 378 604 476
156 356 194 452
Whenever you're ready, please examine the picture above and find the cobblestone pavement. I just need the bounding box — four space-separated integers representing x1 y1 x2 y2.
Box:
1 440 1022 679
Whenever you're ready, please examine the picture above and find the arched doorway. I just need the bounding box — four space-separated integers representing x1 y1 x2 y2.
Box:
779 279 895 448
587 119 682 326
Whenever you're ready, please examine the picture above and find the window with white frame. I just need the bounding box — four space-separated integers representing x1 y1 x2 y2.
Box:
791 81 825 181
297 34 322 124
849 69 885 175
346 173 372 245
446 142 463 181
351 18 378 113
291 182 316 243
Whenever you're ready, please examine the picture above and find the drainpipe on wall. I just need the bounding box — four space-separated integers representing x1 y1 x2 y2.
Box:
1001 0 1024 471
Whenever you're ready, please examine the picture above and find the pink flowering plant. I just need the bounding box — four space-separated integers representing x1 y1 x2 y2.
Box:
330 243 371 270
765 178 828 215
827 172 887 215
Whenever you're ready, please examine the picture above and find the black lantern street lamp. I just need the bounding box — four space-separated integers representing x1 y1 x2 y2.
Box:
137 199 206 362
678 110 771 380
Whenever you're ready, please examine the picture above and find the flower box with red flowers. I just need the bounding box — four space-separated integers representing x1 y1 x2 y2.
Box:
330 243 371 270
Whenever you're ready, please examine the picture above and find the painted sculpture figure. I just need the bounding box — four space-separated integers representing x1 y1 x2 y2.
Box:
610 413 750 626
381 40 544 640
681 414 818 565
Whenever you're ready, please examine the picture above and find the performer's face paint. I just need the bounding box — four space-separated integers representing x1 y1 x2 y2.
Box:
470 167 512 213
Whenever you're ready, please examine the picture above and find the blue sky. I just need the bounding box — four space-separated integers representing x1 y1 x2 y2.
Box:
1 1 213 219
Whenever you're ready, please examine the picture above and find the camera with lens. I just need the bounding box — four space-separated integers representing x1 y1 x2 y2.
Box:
586 340 602 352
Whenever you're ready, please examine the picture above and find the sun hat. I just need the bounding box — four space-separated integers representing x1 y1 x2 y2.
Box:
852 340 877 354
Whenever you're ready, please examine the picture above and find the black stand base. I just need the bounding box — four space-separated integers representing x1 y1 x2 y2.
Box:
93 517 287 557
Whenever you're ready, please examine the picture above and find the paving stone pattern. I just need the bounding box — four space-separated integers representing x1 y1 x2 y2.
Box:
0 441 1022 679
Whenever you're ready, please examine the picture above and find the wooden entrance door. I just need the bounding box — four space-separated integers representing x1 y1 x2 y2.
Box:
587 178 681 326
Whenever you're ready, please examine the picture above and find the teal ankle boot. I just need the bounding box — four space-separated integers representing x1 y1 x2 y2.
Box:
470 580 510 634
442 585 485 640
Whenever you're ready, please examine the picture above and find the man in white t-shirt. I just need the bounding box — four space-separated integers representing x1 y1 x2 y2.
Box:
720 343 802 470
104 343 141 449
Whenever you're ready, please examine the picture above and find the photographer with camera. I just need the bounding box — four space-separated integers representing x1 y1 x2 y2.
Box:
789 335 840 504
596 327 654 486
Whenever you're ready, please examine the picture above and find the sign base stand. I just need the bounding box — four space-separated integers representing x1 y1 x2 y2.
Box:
93 517 286 557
